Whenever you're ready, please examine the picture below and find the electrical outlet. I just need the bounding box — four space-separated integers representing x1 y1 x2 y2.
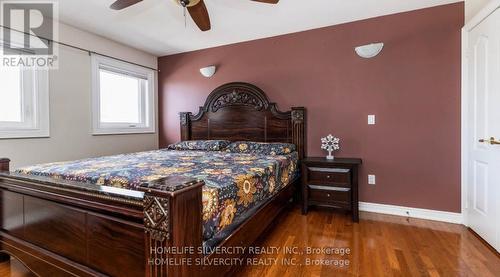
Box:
368 174 376 185
368 115 376 125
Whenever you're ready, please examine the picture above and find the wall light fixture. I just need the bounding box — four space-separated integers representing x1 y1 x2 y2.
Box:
200 66 216 78
354 43 384 58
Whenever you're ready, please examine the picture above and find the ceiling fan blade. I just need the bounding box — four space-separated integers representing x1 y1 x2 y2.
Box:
251 0 279 4
110 0 143 10
187 0 211 31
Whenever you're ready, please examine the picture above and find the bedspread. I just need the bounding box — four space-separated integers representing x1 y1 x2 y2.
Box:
16 149 298 245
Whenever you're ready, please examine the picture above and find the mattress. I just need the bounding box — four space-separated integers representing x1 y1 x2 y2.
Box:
16 148 298 247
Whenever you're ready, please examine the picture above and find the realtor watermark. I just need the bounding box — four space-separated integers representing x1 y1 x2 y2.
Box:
1 1 59 68
147 246 351 268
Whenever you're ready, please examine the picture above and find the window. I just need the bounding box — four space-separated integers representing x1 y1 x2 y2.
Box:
91 55 155 135
0 65 50 139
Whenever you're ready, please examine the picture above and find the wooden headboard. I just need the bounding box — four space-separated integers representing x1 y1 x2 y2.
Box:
180 82 306 159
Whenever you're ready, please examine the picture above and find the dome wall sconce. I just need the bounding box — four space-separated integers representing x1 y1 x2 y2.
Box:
200 65 217 78
354 43 384 58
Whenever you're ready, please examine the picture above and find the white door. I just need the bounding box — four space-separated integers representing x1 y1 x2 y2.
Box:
466 8 500 252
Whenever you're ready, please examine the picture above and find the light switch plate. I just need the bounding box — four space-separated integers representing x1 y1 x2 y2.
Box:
368 174 376 185
368 115 376 125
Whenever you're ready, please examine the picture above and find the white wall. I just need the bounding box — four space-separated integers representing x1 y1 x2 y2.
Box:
0 22 159 169
466 0 492 22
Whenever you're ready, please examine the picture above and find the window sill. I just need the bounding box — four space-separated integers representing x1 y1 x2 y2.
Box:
0 130 50 139
92 128 156 136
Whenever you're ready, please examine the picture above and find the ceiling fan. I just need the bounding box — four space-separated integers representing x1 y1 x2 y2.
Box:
109 0 279 31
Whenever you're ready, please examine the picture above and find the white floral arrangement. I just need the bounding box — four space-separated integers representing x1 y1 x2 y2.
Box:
321 134 340 160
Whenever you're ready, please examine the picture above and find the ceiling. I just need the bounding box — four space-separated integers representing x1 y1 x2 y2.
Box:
57 0 462 56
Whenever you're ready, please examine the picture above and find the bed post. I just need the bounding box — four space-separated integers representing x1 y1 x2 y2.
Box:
180 112 192 141
0 158 10 172
0 158 11 262
139 176 204 277
291 107 306 159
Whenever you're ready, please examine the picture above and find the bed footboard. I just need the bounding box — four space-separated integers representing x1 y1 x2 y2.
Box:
139 177 204 277
0 158 204 277
0 158 9 172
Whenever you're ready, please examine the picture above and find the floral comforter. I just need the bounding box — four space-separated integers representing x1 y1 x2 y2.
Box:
16 149 298 246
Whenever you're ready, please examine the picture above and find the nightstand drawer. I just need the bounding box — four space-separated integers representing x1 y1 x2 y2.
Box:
308 167 350 186
308 186 350 208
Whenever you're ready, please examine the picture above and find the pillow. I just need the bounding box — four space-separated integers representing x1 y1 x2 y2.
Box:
225 141 296 155
167 140 231 151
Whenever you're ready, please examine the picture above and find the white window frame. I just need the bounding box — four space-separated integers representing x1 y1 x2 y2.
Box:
91 54 155 135
0 42 50 139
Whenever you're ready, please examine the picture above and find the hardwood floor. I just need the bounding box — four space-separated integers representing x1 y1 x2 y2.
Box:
236 207 499 277
0 206 498 276
0 258 35 277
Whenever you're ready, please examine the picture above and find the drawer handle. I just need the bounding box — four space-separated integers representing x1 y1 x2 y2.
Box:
309 185 350 192
326 193 331 197
326 175 331 179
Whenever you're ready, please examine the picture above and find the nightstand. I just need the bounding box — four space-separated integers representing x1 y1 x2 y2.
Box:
301 157 362 222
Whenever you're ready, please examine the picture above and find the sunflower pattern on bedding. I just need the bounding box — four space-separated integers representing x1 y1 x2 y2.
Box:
16 149 298 241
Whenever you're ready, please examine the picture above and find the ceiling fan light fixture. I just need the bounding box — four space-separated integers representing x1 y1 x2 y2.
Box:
112 0 277 32
174 0 201 7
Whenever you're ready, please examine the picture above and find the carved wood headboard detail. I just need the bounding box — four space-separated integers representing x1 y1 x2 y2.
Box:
180 82 306 159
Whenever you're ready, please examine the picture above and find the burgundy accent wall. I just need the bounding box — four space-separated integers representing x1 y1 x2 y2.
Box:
158 3 464 212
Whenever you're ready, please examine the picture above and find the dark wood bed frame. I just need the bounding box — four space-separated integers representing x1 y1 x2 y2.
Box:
0 82 306 277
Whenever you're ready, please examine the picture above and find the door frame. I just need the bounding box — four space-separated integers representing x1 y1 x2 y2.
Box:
461 0 500 227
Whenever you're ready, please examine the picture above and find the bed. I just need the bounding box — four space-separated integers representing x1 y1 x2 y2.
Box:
0 82 306 277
